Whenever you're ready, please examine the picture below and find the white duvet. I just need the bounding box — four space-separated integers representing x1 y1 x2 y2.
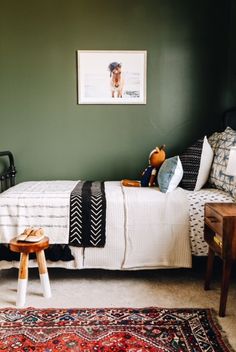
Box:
0 181 192 270
122 186 191 269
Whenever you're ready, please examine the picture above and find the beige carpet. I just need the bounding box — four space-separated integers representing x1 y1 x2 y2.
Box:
0 261 235 350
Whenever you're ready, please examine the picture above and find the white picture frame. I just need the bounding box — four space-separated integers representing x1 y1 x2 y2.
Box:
77 50 147 104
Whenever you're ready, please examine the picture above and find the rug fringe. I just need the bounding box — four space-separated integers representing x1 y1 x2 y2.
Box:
208 308 235 352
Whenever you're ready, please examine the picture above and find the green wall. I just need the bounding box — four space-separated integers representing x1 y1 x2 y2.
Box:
0 0 230 182
225 0 236 107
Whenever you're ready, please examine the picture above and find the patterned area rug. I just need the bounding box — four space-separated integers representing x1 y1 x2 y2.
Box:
0 307 233 351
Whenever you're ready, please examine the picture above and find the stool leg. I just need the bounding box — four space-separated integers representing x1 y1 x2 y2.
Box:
16 253 28 307
36 250 51 298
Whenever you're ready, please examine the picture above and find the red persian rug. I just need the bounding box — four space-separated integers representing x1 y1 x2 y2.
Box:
0 307 233 351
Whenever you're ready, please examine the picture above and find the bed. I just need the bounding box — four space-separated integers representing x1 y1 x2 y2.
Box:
0 109 235 271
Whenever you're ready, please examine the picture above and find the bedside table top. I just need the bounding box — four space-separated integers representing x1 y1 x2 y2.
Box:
206 203 236 217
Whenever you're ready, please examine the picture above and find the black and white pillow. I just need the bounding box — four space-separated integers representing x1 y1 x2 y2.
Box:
179 136 213 191
208 127 236 198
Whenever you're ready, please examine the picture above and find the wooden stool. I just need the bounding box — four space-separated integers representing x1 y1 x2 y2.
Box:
10 236 51 307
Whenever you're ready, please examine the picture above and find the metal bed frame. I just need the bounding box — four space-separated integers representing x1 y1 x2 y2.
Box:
0 151 17 193
223 107 236 130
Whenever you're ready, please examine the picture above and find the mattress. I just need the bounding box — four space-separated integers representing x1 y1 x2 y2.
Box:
0 181 191 270
0 181 234 270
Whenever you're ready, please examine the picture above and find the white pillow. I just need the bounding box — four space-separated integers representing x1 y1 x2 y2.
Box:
195 136 214 191
158 156 183 193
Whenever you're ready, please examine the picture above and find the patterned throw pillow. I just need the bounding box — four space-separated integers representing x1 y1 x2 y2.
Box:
158 156 183 193
208 127 236 197
208 131 222 153
179 136 213 191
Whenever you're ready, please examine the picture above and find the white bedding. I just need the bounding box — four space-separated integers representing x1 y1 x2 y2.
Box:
0 181 192 270
187 188 234 256
0 180 78 244
121 186 191 269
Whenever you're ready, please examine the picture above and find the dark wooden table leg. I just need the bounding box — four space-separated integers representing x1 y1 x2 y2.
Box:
204 247 215 290
219 259 232 317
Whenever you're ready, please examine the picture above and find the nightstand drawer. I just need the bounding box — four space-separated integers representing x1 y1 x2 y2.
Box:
204 202 236 317
205 206 223 235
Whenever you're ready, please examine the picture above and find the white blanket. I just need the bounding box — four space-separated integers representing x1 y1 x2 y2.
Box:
0 181 192 269
122 186 192 269
0 181 78 244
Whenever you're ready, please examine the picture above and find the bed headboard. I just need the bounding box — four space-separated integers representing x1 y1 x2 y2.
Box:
0 151 17 193
223 107 236 130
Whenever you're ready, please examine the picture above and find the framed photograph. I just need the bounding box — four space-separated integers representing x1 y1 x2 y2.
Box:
77 50 147 104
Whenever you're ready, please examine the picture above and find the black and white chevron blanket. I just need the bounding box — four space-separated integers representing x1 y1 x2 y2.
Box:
69 181 106 247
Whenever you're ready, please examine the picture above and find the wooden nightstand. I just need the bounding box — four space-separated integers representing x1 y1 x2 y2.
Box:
204 203 236 317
